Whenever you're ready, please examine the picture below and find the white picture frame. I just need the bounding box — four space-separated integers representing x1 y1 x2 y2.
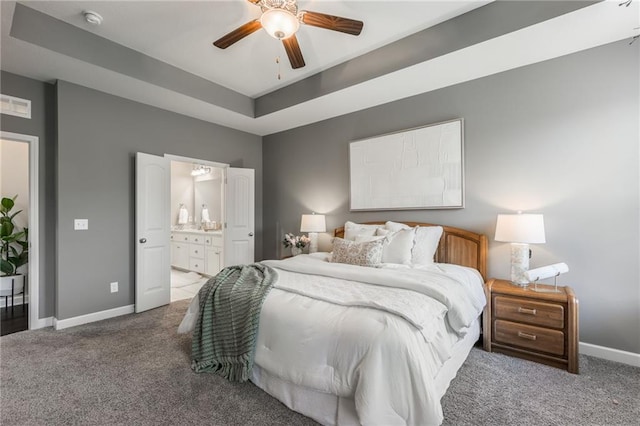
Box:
349 118 464 211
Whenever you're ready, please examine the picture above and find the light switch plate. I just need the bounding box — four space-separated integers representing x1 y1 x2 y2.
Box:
74 219 88 230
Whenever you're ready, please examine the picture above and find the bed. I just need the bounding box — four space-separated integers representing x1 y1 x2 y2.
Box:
180 221 488 426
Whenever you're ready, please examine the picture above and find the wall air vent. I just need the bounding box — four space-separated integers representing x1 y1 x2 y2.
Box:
1 94 31 119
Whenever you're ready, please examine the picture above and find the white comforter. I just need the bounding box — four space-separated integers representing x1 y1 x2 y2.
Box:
179 254 485 425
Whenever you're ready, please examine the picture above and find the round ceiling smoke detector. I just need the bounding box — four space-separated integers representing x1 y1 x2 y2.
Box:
83 10 103 25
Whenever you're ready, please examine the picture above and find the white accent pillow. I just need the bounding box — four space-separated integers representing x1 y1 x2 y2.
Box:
412 226 444 265
380 227 416 265
355 235 385 243
385 221 411 232
331 237 384 267
343 221 381 241
375 228 391 236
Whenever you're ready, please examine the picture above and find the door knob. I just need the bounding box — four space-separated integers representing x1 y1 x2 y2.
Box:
139 238 147 243
248 232 254 237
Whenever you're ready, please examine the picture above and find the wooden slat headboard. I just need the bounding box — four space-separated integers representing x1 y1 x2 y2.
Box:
334 222 488 280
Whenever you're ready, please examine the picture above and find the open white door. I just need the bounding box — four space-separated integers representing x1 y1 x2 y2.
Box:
135 152 171 313
225 168 255 266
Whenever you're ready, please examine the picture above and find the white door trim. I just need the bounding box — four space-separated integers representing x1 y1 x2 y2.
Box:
164 154 229 170
1 131 40 330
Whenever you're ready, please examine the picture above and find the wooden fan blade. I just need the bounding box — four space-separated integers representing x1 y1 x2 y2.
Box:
247 0 261 4
282 35 305 69
213 20 262 49
301 11 363 36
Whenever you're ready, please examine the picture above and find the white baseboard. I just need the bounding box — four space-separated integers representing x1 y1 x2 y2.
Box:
580 342 640 367
54 304 135 330
31 316 53 329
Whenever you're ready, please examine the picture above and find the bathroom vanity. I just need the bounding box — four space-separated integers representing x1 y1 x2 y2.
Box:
171 229 223 276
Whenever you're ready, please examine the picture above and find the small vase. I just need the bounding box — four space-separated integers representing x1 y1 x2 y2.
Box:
291 247 303 256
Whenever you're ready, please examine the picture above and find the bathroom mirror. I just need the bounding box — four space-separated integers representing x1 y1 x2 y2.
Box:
194 171 223 228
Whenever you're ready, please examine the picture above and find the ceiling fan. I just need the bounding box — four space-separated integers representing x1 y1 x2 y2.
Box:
213 0 364 69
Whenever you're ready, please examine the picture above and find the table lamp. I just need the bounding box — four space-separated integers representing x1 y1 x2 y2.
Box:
495 212 546 286
300 213 326 253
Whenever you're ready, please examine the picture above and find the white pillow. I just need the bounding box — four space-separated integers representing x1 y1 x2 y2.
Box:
385 221 411 232
331 237 384 267
412 226 444 265
343 221 382 241
381 227 416 264
355 235 385 243
375 228 391 236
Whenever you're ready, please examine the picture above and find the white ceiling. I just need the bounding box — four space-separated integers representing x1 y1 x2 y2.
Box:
11 0 489 97
1 0 638 136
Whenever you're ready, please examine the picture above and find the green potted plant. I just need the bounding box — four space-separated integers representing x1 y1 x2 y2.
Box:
1 195 29 301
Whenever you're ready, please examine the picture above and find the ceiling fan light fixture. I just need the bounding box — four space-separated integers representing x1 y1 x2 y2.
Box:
260 8 300 40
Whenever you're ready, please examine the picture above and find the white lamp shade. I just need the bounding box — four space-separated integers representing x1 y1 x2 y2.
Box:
495 213 546 244
300 214 326 233
260 9 300 40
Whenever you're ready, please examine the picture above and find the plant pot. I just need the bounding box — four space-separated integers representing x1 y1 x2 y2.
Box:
0 274 25 297
291 247 303 256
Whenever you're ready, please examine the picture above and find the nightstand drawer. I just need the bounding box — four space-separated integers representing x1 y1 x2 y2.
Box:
494 296 564 329
494 320 564 356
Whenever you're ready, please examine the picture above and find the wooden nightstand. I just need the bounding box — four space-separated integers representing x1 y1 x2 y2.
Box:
483 278 579 374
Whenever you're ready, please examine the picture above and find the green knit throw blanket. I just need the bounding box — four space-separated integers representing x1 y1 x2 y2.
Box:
191 263 277 382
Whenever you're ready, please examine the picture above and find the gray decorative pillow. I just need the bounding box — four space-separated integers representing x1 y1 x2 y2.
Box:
331 237 384 267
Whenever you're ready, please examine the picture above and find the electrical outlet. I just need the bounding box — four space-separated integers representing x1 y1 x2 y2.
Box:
74 219 89 230
110 282 118 293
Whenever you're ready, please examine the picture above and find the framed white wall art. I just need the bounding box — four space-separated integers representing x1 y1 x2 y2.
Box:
349 118 464 211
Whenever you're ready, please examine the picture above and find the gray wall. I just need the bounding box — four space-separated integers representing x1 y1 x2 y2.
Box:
263 40 639 354
0 71 56 319
56 80 262 320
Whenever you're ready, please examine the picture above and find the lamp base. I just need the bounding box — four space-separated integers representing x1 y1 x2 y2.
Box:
308 232 319 254
510 243 530 287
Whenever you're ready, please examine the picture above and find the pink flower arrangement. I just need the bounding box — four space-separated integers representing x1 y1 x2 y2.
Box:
282 233 310 249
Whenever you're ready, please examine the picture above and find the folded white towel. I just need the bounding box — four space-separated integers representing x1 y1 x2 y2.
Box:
525 263 569 282
201 207 211 223
178 205 189 225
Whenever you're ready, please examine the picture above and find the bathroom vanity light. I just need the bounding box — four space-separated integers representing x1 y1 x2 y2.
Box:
191 165 211 177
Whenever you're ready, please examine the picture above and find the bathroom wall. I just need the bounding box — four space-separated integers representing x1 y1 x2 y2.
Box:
170 161 194 226
0 139 29 229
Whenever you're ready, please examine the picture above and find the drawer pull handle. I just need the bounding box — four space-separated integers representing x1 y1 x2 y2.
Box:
517 331 537 341
518 307 537 315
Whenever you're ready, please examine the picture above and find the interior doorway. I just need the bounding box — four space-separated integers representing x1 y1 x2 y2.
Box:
0 131 39 335
169 159 225 302
135 152 254 313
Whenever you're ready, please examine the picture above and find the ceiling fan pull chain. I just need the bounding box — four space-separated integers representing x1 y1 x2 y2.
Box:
276 56 281 80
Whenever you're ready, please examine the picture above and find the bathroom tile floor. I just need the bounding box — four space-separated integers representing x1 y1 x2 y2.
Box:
171 268 209 302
